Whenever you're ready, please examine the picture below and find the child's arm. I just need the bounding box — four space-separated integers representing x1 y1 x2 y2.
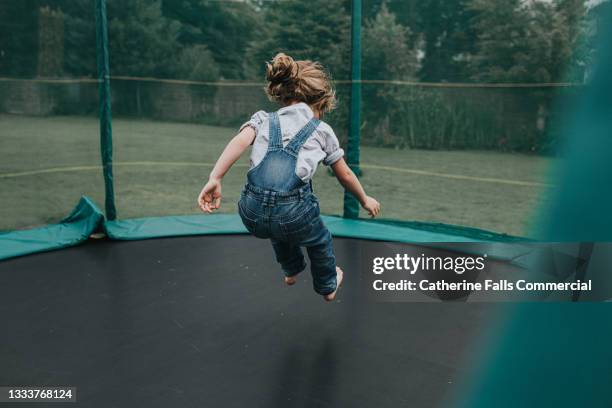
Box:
198 126 256 213
331 158 381 218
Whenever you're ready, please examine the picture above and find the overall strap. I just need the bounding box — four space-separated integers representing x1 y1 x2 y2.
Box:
284 118 321 156
267 112 283 150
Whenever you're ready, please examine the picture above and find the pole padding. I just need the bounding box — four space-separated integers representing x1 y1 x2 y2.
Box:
95 0 117 220
343 0 363 219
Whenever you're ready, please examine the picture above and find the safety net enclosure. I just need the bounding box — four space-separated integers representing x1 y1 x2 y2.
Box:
0 1 608 286
0 2 104 231
2 1 612 408
1 0 605 253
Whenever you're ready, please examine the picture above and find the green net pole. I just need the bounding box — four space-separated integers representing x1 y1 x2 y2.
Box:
343 0 362 219
95 0 117 220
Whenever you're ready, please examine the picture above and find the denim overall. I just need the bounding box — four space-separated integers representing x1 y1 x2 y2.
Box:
238 111 337 295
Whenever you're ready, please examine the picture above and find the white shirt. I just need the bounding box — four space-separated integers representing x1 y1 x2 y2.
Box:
240 103 344 182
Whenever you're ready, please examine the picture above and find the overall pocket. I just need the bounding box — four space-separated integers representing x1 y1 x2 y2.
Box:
279 200 319 243
238 197 270 239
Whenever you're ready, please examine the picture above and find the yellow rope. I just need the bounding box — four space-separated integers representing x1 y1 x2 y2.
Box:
0 161 549 187
360 164 549 187
0 162 241 178
0 76 583 89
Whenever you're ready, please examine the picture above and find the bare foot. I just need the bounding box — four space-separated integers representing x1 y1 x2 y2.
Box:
284 276 297 286
324 267 344 302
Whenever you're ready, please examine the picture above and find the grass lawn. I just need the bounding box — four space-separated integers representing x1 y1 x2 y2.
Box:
0 114 555 236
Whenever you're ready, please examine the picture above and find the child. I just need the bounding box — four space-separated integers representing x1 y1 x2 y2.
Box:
198 53 380 301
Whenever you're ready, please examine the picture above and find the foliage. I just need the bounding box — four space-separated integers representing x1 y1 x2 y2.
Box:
0 1 39 77
567 0 612 81
245 0 351 80
161 0 260 80
106 0 181 78
173 45 219 82
467 0 586 83
415 0 477 82
362 4 418 80
362 4 419 144
0 0 597 84
0 0 606 154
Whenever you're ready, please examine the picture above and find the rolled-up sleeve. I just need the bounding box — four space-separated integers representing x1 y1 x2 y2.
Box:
321 126 344 166
239 110 268 136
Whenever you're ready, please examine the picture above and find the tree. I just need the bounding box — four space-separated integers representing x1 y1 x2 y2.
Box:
415 0 476 82
174 44 219 82
33 0 97 77
361 4 420 145
245 0 351 80
467 0 585 83
161 0 260 80
364 0 420 37
35 0 221 80
467 0 532 82
106 0 182 78
362 4 418 80
0 1 40 77
567 0 609 82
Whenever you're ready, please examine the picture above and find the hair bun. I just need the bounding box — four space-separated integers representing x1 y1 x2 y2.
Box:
264 53 336 113
266 53 298 85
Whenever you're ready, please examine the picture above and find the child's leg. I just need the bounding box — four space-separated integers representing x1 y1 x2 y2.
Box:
270 239 307 283
304 220 338 296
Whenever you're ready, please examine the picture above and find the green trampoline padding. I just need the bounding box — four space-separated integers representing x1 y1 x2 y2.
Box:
0 196 104 260
0 196 529 261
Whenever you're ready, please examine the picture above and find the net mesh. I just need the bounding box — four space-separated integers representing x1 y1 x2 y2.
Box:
1 0 603 237
0 3 102 231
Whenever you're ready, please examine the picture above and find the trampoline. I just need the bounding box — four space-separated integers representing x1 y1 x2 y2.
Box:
0 234 504 407
2 1 612 407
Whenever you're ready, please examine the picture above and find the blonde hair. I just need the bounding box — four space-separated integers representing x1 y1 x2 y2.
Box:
265 53 336 113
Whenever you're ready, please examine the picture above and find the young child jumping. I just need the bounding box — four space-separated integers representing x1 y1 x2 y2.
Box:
197 53 380 301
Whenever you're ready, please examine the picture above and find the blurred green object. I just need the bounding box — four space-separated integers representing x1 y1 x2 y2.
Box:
539 20 612 242
458 5 612 408
457 303 612 408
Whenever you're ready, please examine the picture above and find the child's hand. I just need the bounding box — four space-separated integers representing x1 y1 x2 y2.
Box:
198 179 222 213
361 196 380 218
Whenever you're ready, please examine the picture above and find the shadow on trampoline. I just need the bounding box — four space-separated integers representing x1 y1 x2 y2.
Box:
267 336 338 408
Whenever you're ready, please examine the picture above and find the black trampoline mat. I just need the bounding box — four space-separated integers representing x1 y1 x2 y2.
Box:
0 236 501 408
